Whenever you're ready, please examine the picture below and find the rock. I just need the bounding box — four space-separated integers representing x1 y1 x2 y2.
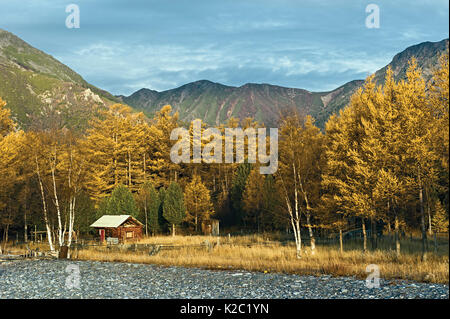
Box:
0 260 447 299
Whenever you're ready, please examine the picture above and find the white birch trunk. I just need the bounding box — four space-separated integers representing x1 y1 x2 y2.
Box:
35 156 55 252
280 170 302 259
298 166 315 255
51 162 64 248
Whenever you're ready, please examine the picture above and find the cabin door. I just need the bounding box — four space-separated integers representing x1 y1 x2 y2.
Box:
99 229 105 242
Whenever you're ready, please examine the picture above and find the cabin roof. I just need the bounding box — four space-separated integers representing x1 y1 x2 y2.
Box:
90 215 143 228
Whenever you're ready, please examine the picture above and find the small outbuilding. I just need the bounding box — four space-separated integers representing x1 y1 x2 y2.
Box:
201 219 220 236
90 215 143 243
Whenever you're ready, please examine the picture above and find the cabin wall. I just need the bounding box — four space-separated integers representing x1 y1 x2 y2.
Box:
97 226 143 242
115 226 143 241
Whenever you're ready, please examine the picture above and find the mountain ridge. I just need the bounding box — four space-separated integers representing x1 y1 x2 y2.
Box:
121 38 448 128
1 27 448 129
0 28 119 130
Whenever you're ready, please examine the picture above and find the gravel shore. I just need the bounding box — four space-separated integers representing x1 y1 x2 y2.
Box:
0 260 448 299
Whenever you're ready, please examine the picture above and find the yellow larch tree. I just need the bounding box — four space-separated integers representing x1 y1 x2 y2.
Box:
184 174 214 232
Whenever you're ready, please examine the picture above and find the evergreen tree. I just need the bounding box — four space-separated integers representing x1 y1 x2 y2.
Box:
74 191 97 234
230 162 251 226
105 184 139 218
162 182 186 236
136 181 161 235
432 199 449 233
242 167 265 231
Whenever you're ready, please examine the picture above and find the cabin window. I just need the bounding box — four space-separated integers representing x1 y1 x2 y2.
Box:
126 231 133 238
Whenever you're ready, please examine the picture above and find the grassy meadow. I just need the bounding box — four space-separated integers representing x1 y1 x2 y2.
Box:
1 234 449 284
5 233 444 284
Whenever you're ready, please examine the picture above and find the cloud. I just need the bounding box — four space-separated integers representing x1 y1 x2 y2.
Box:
1 0 448 95
62 39 392 95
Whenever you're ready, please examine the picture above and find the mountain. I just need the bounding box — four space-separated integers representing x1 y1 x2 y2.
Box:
1 28 447 130
120 79 363 128
374 39 449 84
122 38 448 128
0 29 119 130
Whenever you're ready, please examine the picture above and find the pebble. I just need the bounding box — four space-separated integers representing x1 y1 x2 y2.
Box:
0 260 448 299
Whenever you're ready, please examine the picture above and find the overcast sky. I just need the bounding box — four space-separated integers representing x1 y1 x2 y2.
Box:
0 0 448 95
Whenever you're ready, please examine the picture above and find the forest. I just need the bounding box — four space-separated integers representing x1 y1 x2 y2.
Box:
0 53 448 261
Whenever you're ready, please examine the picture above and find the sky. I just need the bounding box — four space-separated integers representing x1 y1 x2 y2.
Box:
0 0 448 96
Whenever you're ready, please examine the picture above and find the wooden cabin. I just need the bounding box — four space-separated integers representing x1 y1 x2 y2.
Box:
90 215 143 243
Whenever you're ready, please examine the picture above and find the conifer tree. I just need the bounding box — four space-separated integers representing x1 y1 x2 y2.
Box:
322 80 364 251
396 60 437 260
106 184 139 218
84 104 148 200
242 167 266 231
432 199 449 233
429 49 449 212
162 182 186 236
148 105 182 187
230 162 252 226
136 181 161 235
184 175 214 232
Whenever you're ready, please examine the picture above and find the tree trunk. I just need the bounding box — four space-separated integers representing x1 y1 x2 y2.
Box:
144 204 148 237
143 186 148 237
279 164 302 259
292 219 302 259
114 134 118 186
371 217 377 250
394 215 401 257
50 147 64 249
2 208 11 253
433 232 438 254
339 228 343 254
128 150 132 187
195 215 198 233
24 206 28 243
427 204 433 236
306 213 315 255
67 196 76 248
2 228 7 253
172 224 175 237
36 157 54 252
362 220 367 253
299 173 314 255
418 167 427 261
143 154 148 237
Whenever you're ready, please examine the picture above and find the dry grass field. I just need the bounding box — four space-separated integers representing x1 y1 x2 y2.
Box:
67 234 450 284
3 234 448 284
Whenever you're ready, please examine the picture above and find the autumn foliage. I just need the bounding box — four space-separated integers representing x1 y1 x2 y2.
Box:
0 52 448 261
